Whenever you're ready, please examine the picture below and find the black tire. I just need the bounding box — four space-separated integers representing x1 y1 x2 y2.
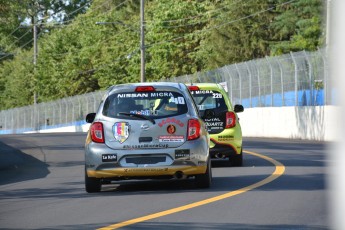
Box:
230 149 243 167
85 169 101 193
195 159 212 188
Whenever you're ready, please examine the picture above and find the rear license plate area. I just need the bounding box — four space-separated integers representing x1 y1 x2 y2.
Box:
175 149 190 159
102 154 117 162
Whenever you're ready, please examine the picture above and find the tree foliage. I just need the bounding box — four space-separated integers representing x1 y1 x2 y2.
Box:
270 0 324 55
0 0 90 58
196 0 276 69
0 0 325 110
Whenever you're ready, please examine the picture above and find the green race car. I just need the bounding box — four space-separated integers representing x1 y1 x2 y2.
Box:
188 83 244 166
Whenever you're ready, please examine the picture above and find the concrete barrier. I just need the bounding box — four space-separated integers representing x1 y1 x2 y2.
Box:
237 106 338 141
12 106 337 142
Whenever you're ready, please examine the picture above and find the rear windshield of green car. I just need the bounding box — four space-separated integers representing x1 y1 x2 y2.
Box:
190 90 228 111
103 91 188 119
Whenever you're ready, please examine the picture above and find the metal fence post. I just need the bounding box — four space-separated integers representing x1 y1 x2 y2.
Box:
235 64 242 104
266 56 274 106
245 62 252 107
290 52 298 106
253 61 261 107
303 51 313 105
225 65 233 102
91 92 97 112
276 58 285 106
318 48 327 105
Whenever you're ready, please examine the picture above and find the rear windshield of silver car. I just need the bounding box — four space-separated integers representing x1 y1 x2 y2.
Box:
191 90 228 111
102 91 188 119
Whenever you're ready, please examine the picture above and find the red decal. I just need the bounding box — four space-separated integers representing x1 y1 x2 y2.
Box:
158 118 184 127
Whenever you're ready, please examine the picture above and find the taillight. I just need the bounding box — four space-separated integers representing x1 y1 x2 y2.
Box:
225 111 236 128
90 122 105 143
135 86 155 92
188 85 199 91
187 119 201 140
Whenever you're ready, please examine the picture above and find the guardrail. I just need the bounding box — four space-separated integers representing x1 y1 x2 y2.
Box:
0 49 330 134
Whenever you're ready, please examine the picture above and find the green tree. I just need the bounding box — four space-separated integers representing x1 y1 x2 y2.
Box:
196 0 276 69
269 0 324 55
145 0 209 80
0 51 34 109
0 0 91 62
35 0 140 100
1 0 92 106
0 1 29 60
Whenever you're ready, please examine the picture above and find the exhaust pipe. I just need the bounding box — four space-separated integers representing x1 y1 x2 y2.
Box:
215 153 226 159
174 171 186 179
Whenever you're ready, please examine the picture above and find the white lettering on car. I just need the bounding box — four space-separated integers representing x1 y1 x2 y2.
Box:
117 93 149 98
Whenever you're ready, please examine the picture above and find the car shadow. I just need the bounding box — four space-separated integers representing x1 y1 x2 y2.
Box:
0 140 50 186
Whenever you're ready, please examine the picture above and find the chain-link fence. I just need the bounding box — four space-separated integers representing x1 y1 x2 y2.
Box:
0 49 330 134
166 49 329 107
0 91 104 134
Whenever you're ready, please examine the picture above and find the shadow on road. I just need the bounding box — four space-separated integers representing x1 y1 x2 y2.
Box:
0 140 50 185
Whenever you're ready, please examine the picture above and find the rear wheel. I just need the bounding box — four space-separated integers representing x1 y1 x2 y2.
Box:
85 168 101 193
230 149 243 166
195 159 212 188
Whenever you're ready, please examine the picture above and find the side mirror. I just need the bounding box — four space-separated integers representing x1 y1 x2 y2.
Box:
86 113 96 123
234 104 244 113
203 109 215 119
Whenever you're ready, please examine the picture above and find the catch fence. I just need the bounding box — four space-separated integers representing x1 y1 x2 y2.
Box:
0 49 330 134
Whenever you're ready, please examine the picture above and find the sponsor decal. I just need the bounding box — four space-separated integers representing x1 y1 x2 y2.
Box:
167 124 176 134
117 92 174 98
117 93 149 98
112 122 130 144
130 109 158 116
122 144 168 149
150 92 174 97
190 90 222 98
102 154 117 162
191 90 214 95
159 135 184 143
124 168 169 172
205 117 224 130
175 149 190 159
158 118 184 127
218 135 234 141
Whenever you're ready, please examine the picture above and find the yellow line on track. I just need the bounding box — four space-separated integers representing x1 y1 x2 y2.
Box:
98 150 285 230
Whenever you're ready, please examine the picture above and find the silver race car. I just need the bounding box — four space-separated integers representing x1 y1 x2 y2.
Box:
84 82 211 192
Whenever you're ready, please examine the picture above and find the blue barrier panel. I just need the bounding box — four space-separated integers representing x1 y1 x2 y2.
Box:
0 120 88 135
238 89 325 108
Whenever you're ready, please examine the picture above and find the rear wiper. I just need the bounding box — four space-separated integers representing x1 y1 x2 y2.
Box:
118 112 156 124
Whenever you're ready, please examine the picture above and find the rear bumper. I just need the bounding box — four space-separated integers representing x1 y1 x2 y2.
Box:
87 165 207 178
209 138 241 158
85 136 209 179
210 144 236 158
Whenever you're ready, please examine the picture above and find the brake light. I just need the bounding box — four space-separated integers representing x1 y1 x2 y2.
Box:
188 85 199 91
135 86 155 92
90 122 105 143
225 111 236 128
187 119 201 140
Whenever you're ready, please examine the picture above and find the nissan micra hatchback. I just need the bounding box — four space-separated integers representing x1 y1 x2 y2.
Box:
188 83 244 166
85 82 211 192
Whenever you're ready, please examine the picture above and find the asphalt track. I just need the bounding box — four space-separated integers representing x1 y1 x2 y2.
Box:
0 133 329 229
